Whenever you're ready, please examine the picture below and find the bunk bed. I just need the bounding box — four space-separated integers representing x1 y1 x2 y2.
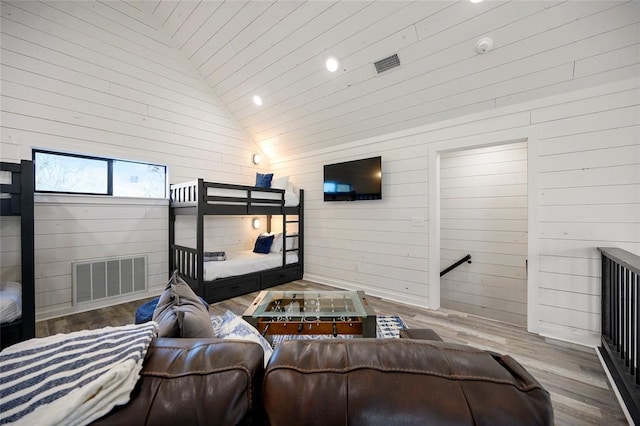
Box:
0 160 35 349
169 179 304 303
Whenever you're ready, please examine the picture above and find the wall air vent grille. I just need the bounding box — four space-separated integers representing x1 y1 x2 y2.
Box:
374 54 401 74
73 255 147 304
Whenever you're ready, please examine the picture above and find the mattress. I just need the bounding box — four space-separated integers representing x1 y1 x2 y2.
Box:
0 281 22 323
204 250 298 281
206 187 300 207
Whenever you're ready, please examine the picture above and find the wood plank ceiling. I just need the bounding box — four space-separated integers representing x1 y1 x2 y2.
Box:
133 0 638 160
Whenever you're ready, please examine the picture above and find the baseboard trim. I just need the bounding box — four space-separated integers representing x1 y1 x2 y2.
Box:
303 274 429 310
538 322 600 348
36 290 160 322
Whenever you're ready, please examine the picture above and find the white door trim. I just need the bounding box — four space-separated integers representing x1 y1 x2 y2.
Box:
428 127 540 333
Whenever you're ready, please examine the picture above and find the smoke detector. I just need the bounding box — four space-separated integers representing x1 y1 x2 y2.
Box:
475 37 493 54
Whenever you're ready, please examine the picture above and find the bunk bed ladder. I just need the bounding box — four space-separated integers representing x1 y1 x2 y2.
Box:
284 190 303 274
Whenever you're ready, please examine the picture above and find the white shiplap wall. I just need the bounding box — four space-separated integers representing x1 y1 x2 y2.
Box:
273 77 639 347
440 142 528 326
33 195 168 315
0 1 264 319
276 140 430 307
535 85 640 344
173 215 264 254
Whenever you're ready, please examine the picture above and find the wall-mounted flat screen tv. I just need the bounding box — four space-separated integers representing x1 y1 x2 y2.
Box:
324 156 382 201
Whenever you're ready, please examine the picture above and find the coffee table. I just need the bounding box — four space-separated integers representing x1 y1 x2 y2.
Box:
243 290 377 338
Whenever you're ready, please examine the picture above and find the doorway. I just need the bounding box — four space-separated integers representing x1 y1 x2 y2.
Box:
438 142 528 326
428 136 539 332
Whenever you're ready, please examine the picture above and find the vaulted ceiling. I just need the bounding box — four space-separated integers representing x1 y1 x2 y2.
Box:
134 0 638 159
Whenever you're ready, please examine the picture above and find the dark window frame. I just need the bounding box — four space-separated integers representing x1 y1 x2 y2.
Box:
33 149 166 198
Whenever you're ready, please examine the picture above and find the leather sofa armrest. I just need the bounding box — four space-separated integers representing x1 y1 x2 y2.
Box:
92 338 264 426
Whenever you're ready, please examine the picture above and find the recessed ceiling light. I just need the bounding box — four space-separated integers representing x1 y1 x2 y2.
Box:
252 95 263 106
326 57 339 72
470 0 483 3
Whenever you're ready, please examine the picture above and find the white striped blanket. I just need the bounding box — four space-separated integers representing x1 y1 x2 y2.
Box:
0 322 158 426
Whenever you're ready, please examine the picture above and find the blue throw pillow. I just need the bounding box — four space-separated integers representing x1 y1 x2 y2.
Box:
253 234 274 254
256 173 273 188
135 297 160 324
135 295 209 324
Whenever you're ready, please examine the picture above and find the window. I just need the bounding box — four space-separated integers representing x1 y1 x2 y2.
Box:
34 150 166 198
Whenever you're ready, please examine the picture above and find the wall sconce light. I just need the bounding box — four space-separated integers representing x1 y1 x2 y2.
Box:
252 218 261 229
252 153 261 165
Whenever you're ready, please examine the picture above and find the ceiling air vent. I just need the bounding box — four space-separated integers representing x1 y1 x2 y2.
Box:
374 54 401 74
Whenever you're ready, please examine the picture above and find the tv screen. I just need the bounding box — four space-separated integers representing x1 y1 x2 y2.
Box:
324 156 382 201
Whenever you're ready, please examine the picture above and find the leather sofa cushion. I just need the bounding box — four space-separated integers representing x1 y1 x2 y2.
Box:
263 339 553 426
92 338 265 426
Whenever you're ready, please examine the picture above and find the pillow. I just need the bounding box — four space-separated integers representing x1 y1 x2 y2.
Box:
271 175 289 190
254 234 274 254
255 172 273 188
152 271 215 338
260 232 283 253
211 310 273 367
270 233 283 253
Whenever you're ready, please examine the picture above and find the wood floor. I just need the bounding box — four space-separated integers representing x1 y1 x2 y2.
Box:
37 280 628 425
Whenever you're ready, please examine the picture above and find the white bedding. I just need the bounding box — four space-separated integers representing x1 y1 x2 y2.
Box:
283 190 299 207
0 281 22 323
204 250 298 281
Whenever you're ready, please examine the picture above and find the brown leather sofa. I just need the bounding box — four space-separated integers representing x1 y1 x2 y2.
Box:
92 338 265 425
93 335 553 425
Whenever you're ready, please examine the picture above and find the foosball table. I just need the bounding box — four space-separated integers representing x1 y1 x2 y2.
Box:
242 290 377 338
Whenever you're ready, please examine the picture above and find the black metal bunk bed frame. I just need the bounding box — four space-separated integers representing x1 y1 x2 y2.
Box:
169 179 304 303
1 160 35 349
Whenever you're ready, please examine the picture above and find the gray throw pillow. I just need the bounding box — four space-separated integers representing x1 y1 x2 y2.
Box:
152 271 215 338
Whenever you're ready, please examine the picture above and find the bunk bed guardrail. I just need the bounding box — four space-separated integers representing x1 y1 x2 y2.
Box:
171 179 286 214
171 244 199 281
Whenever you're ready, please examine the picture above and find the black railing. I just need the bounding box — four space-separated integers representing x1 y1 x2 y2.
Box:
599 247 639 424
441 254 472 277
